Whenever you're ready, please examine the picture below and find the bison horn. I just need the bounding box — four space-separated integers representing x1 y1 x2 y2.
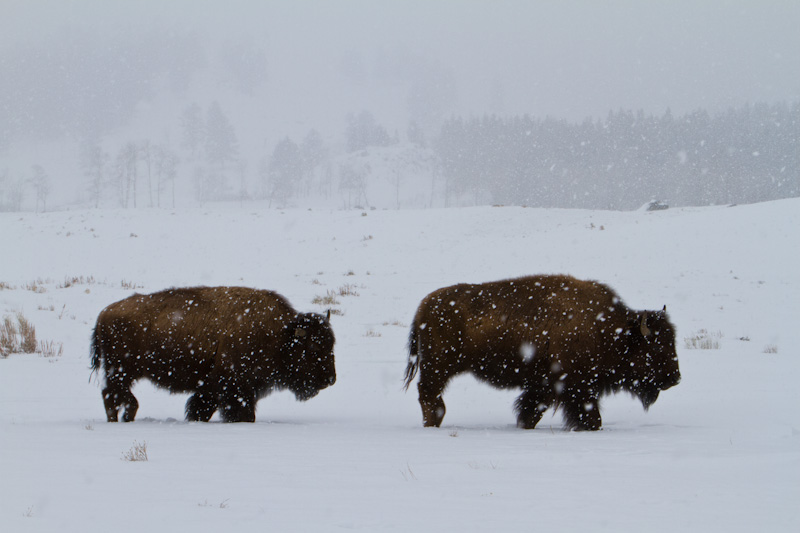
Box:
326 309 331 322
294 328 307 338
640 312 651 337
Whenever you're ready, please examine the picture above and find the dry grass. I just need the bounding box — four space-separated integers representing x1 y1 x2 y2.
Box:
17 314 37 353
337 283 360 297
120 279 143 290
199 499 230 509
763 344 778 354
684 329 722 350
312 291 340 306
24 279 48 293
58 275 96 288
37 340 64 358
1 316 18 356
1 313 37 356
400 463 417 481
363 328 382 338
122 441 148 462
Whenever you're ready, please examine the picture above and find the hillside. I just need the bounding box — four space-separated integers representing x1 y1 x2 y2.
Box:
1 200 798 531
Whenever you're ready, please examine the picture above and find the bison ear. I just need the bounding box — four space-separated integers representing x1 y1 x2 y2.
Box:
639 311 652 337
294 327 308 338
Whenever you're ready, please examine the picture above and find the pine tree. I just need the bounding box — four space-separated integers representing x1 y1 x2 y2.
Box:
180 103 205 160
299 129 327 196
204 101 239 199
345 111 391 152
268 137 301 207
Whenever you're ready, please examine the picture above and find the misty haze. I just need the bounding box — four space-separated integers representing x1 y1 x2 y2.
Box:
2 2 800 532
1 0 798 211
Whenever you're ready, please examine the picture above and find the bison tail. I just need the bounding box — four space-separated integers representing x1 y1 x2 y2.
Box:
89 325 103 383
403 324 420 391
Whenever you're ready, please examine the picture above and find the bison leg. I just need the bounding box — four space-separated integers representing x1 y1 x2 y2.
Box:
102 387 120 422
185 392 217 422
102 371 139 422
561 392 602 431
515 388 550 429
120 393 139 422
417 377 447 427
102 386 139 422
218 383 256 423
419 387 445 427
219 397 256 423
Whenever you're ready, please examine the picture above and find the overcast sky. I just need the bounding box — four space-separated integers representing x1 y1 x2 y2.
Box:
3 0 799 131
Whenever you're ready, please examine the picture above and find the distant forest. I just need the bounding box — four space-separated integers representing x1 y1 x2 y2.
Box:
1 101 798 212
436 102 799 209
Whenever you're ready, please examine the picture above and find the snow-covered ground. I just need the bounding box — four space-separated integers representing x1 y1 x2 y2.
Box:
1 200 798 532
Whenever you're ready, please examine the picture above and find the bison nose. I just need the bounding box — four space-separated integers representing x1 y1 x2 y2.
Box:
328 374 336 386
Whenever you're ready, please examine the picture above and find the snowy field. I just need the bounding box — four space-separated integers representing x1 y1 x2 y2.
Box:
1 200 798 532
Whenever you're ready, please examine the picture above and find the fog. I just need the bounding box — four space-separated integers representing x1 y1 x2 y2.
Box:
1 0 798 210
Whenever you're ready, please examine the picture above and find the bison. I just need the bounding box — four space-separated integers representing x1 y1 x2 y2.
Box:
91 286 336 422
404 275 681 430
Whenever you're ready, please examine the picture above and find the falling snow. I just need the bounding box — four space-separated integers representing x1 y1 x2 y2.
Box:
0 200 798 531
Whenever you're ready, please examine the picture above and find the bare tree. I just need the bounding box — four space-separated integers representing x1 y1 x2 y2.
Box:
139 140 154 207
153 144 179 208
0 168 25 212
0 168 8 211
338 161 370 209
113 142 139 208
29 164 50 212
237 159 248 206
80 141 108 208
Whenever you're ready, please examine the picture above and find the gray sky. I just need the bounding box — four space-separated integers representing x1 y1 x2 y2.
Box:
2 0 799 135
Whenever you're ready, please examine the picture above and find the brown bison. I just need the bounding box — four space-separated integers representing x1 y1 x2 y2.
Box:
404 275 680 430
91 286 336 422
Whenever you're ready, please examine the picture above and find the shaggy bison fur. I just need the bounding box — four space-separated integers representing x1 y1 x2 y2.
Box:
91 286 336 422
404 275 681 430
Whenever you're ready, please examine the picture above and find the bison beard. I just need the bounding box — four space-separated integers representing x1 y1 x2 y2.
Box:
91 287 336 423
404 275 681 430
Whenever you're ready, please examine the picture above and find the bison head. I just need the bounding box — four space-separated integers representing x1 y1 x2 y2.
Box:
623 307 681 410
284 311 336 401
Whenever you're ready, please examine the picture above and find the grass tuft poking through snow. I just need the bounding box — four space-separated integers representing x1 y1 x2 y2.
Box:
121 441 148 462
312 291 340 306
337 283 360 297
0 313 37 356
684 329 722 350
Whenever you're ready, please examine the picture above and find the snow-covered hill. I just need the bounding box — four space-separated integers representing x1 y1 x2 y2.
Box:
1 200 798 531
